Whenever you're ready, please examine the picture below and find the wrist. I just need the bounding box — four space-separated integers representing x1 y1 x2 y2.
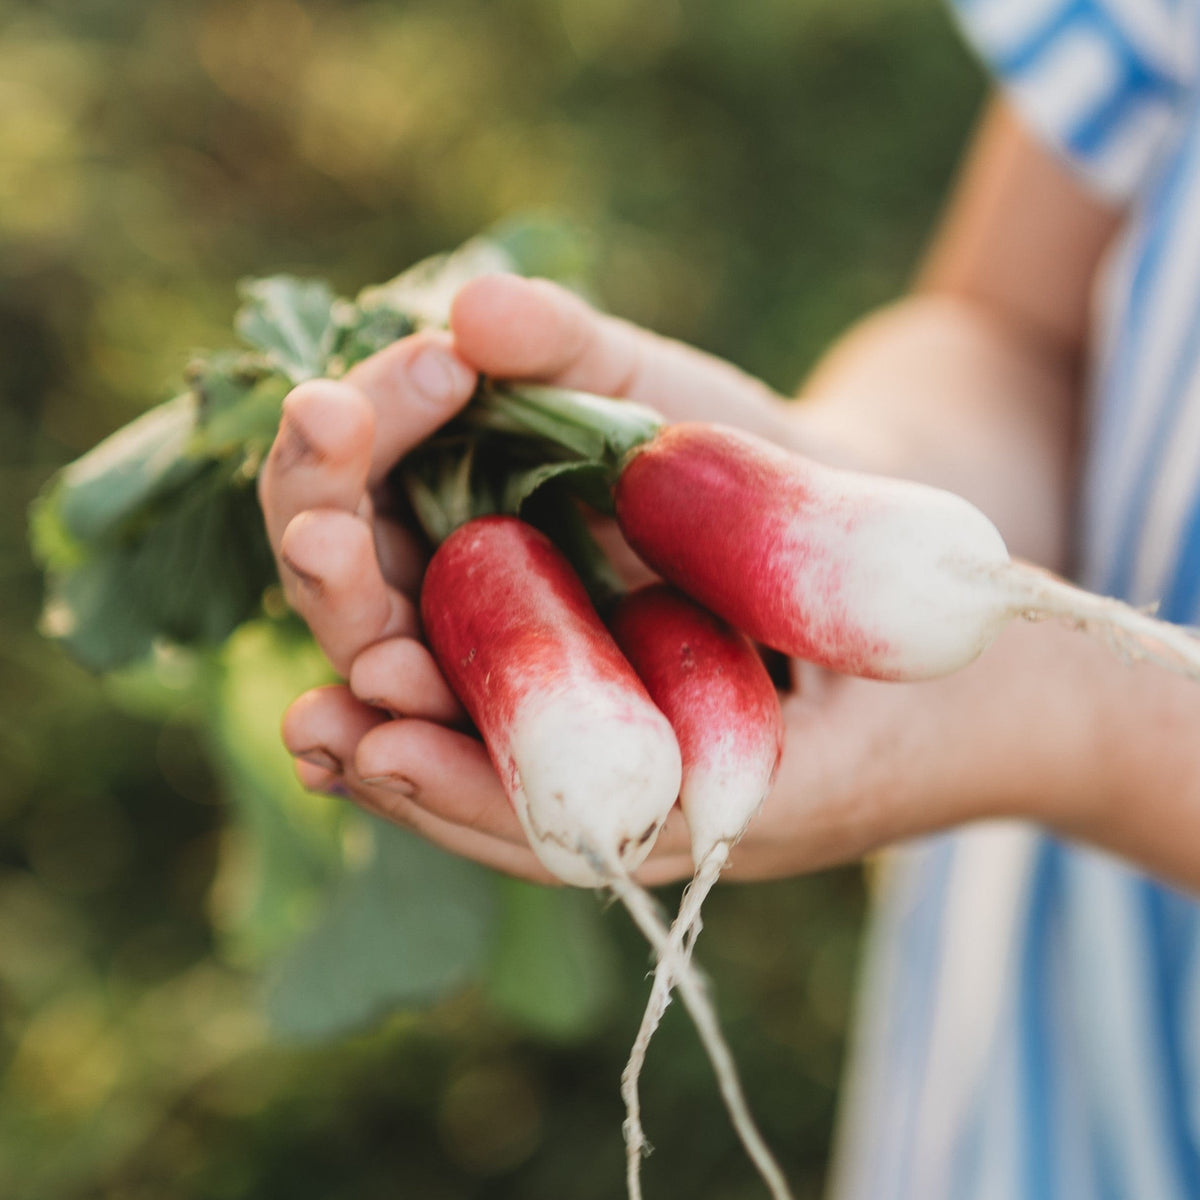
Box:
1056 639 1200 885
909 619 1117 835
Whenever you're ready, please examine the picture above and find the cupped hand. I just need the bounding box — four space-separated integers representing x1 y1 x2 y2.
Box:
261 272 794 883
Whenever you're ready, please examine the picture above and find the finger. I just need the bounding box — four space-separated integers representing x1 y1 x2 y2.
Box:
348 638 465 724
349 789 559 884
295 757 341 794
344 330 477 488
354 718 698 861
638 805 694 862
282 684 387 774
353 719 527 845
634 852 696 888
259 379 374 552
279 510 419 675
449 274 790 435
282 689 683 885
350 771 690 888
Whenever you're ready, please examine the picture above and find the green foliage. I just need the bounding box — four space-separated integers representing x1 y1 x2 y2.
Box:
266 820 498 1040
485 880 621 1042
0 0 983 1195
234 277 340 383
30 228 597 676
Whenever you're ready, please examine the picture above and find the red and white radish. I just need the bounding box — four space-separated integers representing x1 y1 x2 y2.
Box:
420 517 789 1199
613 421 1200 681
611 584 785 1200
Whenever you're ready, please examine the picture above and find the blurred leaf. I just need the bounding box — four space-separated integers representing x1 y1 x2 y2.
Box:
234 276 339 384
488 212 597 290
356 236 514 329
194 372 291 461
485 880 620 1042
329 303 417 372
32 393 201 554
266 819 498 1039
209 622 341 963
39 477 275 673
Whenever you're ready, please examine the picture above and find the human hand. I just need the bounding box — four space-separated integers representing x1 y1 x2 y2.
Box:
263 272 799 882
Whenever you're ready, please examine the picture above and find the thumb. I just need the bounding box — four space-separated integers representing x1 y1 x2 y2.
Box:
449 273 792 438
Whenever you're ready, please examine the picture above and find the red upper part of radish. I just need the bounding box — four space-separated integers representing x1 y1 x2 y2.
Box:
614 423 1014 681
610 584 783 865
420 516 683 887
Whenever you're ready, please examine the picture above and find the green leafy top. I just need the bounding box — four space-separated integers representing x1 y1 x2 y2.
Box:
30 221 658 672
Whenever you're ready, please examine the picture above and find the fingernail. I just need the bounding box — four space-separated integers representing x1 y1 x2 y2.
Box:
409 348 473 405
360 772 419 799
296 748 341 773
280 552 323 592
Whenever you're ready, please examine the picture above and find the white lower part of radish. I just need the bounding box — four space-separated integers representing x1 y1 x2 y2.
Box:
788 472 1014 679
504 686 683 888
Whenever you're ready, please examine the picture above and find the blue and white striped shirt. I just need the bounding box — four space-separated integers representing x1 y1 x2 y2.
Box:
830 2 1200 1197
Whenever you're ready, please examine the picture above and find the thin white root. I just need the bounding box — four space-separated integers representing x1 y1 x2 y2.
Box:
621 848 729 1200
607 870 794 1200
1007 568 1200 682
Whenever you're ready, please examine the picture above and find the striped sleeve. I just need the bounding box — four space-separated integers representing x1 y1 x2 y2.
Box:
950 0 1194 200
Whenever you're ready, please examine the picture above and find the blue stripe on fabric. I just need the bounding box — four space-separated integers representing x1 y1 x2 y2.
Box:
988 0 1087 77
1159 480 1200 620
1106 102 1200 598
1019 839 1061 1200
1069 68 1162 160
887 837 956 1200
987 0 1178 106
1085 119 1196 587
1154 377 1200 616
1142 881 1200 1199
1108 271 1200 597
1091 1118 1123 1200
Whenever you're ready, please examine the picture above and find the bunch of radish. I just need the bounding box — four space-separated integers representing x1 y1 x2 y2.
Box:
416 383 1200 1200
421 518 792 1199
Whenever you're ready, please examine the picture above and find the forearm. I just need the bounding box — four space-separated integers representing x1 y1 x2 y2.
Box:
788 292 1079 568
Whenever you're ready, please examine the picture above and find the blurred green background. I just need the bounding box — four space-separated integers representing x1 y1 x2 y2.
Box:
1 1 984 1197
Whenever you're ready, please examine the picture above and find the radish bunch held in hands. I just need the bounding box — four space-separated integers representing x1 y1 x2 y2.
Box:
612 420 1200 681
473 383 1200 682
429 385 1200 1197
39 237 1200 1200
420 519 794 1200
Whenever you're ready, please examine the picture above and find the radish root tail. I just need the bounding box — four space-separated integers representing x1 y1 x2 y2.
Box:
607 868 794 1200
1006 567 1200 682
621 847 730 1200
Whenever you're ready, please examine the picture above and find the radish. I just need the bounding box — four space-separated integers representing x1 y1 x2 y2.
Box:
420 516 682 888
475 385 1200 680
610 584 785 1200
610 421 1200 681
420 517 790 1198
